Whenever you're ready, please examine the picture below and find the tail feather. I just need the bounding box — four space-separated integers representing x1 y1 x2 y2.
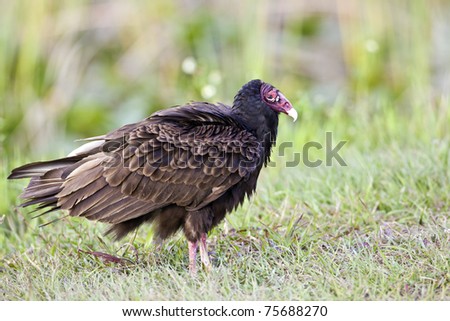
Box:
21 182 62 199
31 206 59 219
8 155 86 180
8 155 87 214
8 148 161 237
21 194 57 205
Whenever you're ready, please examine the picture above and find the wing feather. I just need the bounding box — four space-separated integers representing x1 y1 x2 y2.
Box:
52 103 263 224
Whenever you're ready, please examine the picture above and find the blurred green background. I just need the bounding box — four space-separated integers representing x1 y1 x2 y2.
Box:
1 0 449 156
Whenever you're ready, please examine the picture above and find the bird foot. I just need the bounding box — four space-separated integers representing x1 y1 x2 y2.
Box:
199 233 211 272
188 233 211 275
188 240 198 276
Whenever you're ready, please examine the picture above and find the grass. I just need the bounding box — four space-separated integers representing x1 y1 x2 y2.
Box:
1 0 450 301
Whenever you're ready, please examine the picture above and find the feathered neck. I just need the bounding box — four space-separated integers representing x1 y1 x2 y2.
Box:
231 80 279 165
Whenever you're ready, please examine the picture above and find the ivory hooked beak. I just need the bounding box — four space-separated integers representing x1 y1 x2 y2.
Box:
287 108 298 122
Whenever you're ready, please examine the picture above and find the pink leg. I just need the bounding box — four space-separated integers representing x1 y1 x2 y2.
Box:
199 233 211 271
188 240 198 275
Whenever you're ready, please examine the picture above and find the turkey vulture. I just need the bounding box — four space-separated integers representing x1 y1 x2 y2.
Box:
8 79 297 274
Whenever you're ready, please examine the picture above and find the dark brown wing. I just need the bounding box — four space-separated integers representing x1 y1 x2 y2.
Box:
55 103 263 224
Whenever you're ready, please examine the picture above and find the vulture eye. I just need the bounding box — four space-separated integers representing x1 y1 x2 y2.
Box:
264 89 279 103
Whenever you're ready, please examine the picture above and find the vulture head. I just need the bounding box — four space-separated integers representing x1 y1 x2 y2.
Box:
232 79 297 140
260 82 298 121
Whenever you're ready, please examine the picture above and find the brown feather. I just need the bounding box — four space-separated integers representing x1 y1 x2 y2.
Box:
8 80 285 252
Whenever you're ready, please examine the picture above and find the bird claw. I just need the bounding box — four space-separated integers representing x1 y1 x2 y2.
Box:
189 264 197 276
188 233 211 275
188 240 198 276
200 250 211 272
199 233 211 273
